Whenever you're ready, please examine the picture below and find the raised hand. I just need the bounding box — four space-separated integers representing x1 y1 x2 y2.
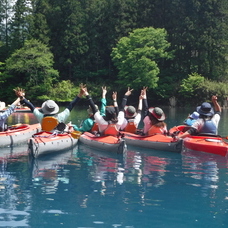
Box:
13 87 25 98
125 87 133 96
112 91 117 101
79 83 87 97
102 86 107 98
141 86 147 99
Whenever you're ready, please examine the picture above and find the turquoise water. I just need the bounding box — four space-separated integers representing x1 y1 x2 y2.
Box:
0 107 228 227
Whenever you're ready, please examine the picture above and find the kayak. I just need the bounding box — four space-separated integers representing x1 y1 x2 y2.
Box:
183 135 228 157
121 131 183 153
0 106 31 112
79 132 126 154
0 123 41 147
170 125 228 157
28 131 79 158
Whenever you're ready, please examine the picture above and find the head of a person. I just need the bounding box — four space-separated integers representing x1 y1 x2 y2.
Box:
104 106 117 123
40 100 59 115
197 102 214 117
189 111 199 120
148 107 166 124
124 105 136 119
87 105 98 117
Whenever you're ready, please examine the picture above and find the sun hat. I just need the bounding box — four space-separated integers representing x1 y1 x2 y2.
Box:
87 105 98 115
189 111 199 120
124 105 136 118
149 107 165 121
41 100 59 115
197 102 214 117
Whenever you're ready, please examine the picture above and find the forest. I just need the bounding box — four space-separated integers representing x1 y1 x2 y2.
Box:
1 0 228 107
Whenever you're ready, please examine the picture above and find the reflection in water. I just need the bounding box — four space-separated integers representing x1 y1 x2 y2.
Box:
0 129 228 227
182 150 228 212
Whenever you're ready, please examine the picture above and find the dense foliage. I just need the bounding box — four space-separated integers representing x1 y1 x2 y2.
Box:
1 0 228 106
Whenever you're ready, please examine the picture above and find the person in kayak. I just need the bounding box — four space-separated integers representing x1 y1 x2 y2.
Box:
0 87 25 131
120 87 147 134
183 111 199 126
14 84 85 131
69 86 107 133
141 88 167 136
83 86 132 136
179 95 221 139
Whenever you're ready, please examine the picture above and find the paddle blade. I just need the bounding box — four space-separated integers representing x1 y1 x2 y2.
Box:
71 131 82 139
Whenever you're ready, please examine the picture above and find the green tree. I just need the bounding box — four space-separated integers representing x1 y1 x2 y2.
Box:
29 0 50 45
0 0 14 60
111 27 173 89
48 80 79 102
9 0 32 52
5 39 59 101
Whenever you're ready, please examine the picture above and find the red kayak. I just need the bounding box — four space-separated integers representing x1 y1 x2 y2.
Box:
183 135 228 157
122 131 183 153
79 132 126 154
170 125 228 157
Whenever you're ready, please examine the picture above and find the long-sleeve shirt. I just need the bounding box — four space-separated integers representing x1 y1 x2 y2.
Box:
0 105 16 131
22 96 81 124
72 98 107 132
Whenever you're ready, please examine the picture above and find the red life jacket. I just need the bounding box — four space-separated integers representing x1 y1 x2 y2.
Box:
103 123 119 136
124 121 137 133
147 125 164 136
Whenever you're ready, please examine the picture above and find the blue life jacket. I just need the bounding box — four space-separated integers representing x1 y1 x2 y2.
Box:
198 119 217 135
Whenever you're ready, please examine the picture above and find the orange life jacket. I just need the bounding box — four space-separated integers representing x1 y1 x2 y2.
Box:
41 116 59 131
103 123 119 136
124 121 137 133
147 125 164 136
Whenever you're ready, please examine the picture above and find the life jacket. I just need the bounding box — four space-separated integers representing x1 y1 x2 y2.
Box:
124 121 137 133
41 116 59 131
198 119 217 135
103 123 119 136
91 122 99 132
147 125 164 136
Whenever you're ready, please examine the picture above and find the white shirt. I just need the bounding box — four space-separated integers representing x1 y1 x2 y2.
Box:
94 111 125 134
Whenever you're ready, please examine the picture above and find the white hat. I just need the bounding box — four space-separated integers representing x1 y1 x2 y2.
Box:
189 111 199 119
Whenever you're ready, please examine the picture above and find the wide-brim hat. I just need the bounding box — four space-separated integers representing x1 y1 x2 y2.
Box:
87 105 98 115
41 100 59 115
197 102 214 117
124 105 136 118
149 107 165 121
189 111 199 119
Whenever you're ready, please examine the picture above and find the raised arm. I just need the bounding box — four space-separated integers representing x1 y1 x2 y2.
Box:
112 91 119 114
141 87 148 118
84 86 98 115
100 86 107 116
212 95 221 113
67 83 85 111
120 87 133 111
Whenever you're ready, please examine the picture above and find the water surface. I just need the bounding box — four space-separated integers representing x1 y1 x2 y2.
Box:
0 107 228 227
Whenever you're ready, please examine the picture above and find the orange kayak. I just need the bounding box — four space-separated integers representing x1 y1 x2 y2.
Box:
0 123 41 147
122 131 183 152
79 132 126 154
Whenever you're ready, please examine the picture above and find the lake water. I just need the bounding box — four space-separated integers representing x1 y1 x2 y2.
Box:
0 106 228 228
